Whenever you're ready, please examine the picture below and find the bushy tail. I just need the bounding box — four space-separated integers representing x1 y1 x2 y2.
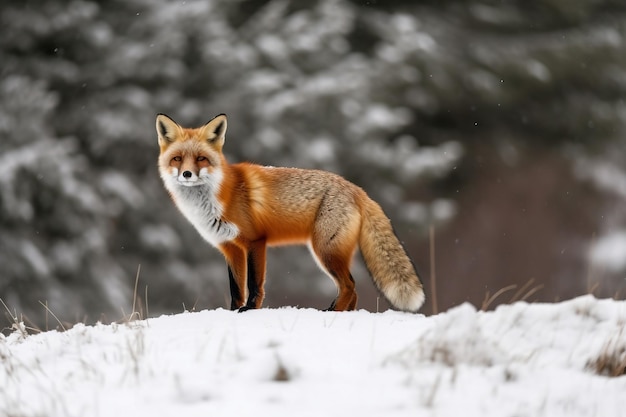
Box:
359 199 425 312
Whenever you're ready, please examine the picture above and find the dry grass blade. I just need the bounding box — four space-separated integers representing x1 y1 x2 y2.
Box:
145 285 150 320
482 278 545 311
588 281 601 296
131 264 142 321
481 284 517 311
38 301 67 332
21 313 42 334
585 232 607 296
120 264 146 324
429 225 438 315
518 283 544 302
509 278 537 303
1 298 17 322
1 297 17 322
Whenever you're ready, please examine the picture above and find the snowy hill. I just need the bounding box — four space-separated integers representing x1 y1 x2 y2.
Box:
1 295 624 417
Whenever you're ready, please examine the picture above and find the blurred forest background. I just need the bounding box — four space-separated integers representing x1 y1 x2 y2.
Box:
2 0 626 331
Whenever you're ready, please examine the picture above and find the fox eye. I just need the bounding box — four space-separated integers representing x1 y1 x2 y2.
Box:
172 156 182 162
197 156 207 162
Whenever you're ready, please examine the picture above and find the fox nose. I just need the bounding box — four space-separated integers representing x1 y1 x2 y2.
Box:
182 171 192 179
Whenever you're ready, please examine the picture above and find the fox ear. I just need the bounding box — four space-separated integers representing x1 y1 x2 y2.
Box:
200 114 227 147
156 113 182 146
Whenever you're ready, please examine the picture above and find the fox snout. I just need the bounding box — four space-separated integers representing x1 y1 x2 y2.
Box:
179 170 196 182
175 168 200 186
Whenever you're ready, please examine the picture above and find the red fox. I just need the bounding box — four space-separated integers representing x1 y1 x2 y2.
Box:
156 113 424 312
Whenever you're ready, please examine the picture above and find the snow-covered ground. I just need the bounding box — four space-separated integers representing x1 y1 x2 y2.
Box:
1 295 625 417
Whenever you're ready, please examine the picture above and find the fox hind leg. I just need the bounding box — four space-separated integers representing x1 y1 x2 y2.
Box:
322 271 358 311
330 268 358 311
310 211 360 311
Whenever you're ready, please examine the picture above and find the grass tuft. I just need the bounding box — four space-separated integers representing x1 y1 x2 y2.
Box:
587 326 626 377
481 278 544 311
272 354 291 382
1 298 32 337
119 264 149 324
429 225 438 315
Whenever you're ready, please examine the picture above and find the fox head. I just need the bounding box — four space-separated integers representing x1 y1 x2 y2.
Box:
156 113 227 188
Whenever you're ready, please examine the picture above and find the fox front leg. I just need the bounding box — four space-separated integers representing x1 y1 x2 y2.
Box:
221 242 247 310
222 240 267 312
239 239 267 312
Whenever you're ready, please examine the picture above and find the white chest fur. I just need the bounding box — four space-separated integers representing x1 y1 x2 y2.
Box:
164 171 239 247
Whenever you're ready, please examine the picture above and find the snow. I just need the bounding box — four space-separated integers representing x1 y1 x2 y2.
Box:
1 295 625 417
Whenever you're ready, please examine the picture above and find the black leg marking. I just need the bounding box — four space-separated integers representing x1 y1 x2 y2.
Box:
228 266 242 311
244 252 260 309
